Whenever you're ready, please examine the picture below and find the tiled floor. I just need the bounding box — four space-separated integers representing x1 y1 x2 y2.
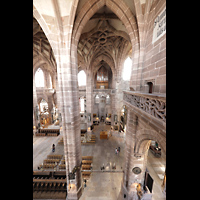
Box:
33 122 166 199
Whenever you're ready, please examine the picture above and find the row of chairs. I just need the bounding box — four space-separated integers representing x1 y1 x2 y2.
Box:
39 129 60 133
82 160 92 165
33 181 66 188
59 164 66 169
33 191 66 199
82 156 93 179
39 155 63 169
82 171 91 180
47 133 59 136
47 155 63 160
58 137 64 144
43 159 60 164
35 133 46 136
82 156 93 161
35 132 59 137
82 165 91 170
41 164 56 169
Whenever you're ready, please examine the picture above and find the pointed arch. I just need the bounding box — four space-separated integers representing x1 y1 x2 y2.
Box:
135 129 166 155
72 0 139 48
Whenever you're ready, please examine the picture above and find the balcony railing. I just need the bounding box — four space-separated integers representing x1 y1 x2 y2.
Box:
123 91 166 123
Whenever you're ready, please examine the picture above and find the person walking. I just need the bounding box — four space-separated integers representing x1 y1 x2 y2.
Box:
52 144 55 152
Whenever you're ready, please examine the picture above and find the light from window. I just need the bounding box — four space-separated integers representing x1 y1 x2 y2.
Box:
122 57 132 81
78 70 86 86
35 68 44 87
80 98 85 112
95 95 99 103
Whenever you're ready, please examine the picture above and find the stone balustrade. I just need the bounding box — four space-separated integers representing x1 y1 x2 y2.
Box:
123 91 166 123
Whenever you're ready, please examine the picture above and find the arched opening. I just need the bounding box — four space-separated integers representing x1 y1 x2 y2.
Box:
135 137 166 196
122 57 132 81
78 70 86 86
35 68 44 87
38 99 49 127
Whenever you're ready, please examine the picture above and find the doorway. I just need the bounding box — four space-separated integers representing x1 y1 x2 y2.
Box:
147 82 153 93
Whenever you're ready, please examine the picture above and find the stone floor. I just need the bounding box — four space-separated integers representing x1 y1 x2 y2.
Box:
33 122 166 200
80 123 124 200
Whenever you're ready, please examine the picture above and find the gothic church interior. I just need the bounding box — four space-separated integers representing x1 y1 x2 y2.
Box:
33 0 166 199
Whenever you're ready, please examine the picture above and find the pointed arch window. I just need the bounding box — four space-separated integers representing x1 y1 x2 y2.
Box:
78 70 86 86
122 57 132 81
35 68 44 87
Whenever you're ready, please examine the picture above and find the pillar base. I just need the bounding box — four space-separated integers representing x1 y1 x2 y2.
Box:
66 186 82 200
119 182 139 200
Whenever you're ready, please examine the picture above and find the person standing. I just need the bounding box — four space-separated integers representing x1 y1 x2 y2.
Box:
115 148 118 154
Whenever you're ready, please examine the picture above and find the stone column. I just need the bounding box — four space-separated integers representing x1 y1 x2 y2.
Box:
33 73 38 128
86 70 94 128
55 43 82 199
121 109 139 200
47 95 53 124
121 109 151 200
122 109 137 188
110 93 117 126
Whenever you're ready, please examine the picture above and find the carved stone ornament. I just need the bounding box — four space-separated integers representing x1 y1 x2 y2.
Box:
123 93 166 122
132 167 142 174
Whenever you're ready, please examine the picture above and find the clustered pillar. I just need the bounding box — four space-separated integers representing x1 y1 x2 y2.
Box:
121 108 149 200
55 43 82 199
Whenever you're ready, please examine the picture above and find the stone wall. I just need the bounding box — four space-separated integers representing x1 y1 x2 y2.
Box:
141 2 166 93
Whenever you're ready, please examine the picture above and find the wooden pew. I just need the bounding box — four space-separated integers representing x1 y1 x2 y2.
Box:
43 159 60 164
82 156 93 161
58 164 66 169
82 165 91 170
82 160 92 165
82 171 91 179
47 155 63 160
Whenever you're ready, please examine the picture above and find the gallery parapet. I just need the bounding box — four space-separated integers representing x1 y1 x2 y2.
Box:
123 91 166 123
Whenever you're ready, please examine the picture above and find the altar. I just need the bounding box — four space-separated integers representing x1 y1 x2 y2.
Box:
100 131 108 139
